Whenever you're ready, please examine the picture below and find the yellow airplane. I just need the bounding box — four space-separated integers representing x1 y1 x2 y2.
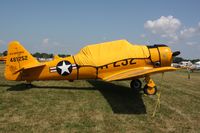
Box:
0 51 7 62
3 40 180 95
0 56 7 62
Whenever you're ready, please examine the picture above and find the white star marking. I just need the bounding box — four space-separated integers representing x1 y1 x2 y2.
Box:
58 61 71 75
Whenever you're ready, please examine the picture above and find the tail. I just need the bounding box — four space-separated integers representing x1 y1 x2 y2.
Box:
4 41 39 80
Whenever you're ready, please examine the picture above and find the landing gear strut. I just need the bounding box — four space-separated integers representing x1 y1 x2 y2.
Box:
130 79 142 92
143 76 157 95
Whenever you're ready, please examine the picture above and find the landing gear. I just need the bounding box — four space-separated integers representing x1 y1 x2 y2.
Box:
130 79 142 92
143 85 157 95
143 76 157 95
130 76 158 95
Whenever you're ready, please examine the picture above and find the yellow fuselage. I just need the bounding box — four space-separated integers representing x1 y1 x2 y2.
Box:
17 45 173 82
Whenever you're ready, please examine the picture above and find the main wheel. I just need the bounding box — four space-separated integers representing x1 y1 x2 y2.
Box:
143 85 157 95
130 79 142 92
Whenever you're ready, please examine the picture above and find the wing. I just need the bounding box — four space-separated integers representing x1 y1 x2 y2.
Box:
103 67 177 81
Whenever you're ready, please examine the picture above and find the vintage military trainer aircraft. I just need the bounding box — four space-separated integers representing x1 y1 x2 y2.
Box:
0 51 7 62
3 40 180 95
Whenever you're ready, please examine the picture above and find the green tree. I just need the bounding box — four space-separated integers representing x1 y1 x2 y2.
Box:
173 57 184 63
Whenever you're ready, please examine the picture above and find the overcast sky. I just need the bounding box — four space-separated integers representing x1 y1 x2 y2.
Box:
0 0 200 59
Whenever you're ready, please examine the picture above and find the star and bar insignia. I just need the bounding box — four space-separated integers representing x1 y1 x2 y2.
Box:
49 60 77 76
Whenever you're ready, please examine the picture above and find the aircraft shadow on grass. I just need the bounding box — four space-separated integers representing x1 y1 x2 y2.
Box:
87 80 146 114
3 80 146 114
2 84 94 91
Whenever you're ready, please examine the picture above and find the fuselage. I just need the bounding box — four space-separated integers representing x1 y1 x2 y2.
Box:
19 44 173 82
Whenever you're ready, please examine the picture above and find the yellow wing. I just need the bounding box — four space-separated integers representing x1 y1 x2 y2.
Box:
103 67 177 81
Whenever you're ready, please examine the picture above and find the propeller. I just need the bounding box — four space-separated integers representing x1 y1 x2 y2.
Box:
172 51 180 57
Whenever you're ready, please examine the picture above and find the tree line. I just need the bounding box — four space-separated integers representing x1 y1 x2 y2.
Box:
32 52 70 58
173 57 200 64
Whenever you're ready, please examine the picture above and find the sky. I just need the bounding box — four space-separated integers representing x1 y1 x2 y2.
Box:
0 0 200 59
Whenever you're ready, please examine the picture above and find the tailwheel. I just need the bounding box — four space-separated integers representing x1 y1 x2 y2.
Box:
130 79 142 92
26 84 33 88
143 85 157 95
26 81 33 88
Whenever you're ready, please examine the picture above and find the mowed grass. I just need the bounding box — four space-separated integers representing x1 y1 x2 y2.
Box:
0 64 200 133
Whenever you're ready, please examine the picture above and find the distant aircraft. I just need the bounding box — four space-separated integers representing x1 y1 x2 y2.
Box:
188 63 200 72
0 51 7 62
0 56 6 61
194 62 200 70
3 40 180 95
174 61 200 72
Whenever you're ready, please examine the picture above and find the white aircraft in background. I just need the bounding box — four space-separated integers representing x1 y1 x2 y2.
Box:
189 61 200 72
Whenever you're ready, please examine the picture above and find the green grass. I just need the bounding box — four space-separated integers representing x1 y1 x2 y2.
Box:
0 64 200 132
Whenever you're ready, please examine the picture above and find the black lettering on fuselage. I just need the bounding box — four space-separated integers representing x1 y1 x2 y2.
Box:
100 65 108 69
113 62 120 67
113 59 137 68
121 59 128 66
100 59 137 70
130 59 136 64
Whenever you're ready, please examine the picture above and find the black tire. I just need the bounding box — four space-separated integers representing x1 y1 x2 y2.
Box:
130 79 142 92
143 85 157 95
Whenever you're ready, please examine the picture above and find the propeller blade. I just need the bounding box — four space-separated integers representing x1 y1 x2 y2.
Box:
172 51 180 57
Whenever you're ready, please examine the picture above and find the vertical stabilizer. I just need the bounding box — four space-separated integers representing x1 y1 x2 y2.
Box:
4 41 39 80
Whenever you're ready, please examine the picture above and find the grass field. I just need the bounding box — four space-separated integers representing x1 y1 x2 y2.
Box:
0 64 200 133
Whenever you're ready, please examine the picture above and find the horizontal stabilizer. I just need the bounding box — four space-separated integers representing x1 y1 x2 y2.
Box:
13 63 46 74
0 56 7 61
